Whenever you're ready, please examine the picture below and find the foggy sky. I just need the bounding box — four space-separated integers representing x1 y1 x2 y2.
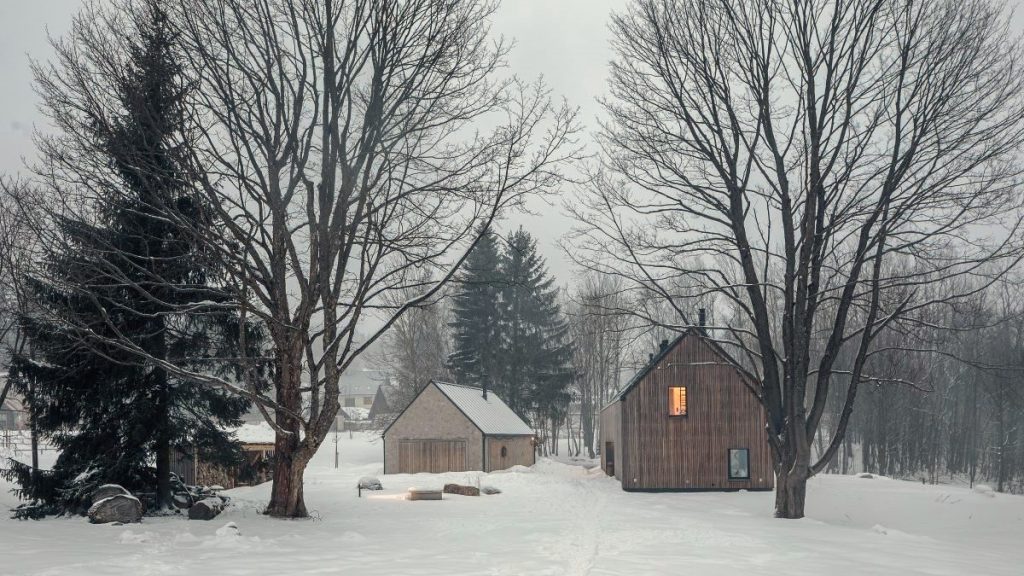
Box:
3 0 1021 285
0 0 624 284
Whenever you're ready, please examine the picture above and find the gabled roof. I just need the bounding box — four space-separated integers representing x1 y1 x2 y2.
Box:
433 382 533 436
383 380 534 436
339 369 386 396
604 328 759 409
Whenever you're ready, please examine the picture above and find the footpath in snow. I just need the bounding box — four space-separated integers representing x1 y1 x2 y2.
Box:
1 433 1022 576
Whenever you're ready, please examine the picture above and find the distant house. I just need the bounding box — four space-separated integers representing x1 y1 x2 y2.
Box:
337 406 371 431
0 374 28 431
383 381 535 474
339 370 388 409
599 327 773 492
367 381 402 425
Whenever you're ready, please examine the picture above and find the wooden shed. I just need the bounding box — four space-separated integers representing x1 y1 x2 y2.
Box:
170 422 275 489
600 328 773 492
383 381 535 474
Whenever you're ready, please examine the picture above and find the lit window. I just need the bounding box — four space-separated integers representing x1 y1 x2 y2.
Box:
729 448 750 480
668 386 687 416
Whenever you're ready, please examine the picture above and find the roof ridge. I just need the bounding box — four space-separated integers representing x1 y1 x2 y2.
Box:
434 381 482 391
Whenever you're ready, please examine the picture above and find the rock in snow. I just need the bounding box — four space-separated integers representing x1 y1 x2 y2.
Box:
973 484 996 497
215 522 241 537
358 476 383 490
90 484 130 505
188 498 225 521
481 485 502 495
856 473 875 479
88 495 143 524
443 483 480 497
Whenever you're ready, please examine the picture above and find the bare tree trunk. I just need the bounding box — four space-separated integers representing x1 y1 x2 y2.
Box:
266 346 309 517
775 466 809 519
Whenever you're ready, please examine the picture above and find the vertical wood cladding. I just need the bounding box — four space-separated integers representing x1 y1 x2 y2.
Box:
599 401 622 481
619 334 774 491
398 439 468 474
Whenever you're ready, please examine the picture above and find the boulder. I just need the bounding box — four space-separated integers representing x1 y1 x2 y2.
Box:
973 484 996 497
215 522 241 537
358 476 383 491
480 485 502 495
88 494 143 524
443 483 480 497
188 498 225 521
172 493 193 510
90 484 130 505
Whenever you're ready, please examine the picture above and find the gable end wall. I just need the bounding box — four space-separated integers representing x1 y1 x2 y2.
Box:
384 383 483 473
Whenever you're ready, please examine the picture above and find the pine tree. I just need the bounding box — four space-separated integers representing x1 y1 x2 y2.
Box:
2 1 261 516
499 228 573 423
448 228 504 389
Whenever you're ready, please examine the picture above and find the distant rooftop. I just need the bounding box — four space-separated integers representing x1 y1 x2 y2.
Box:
433 381 533 436
339 369 387 397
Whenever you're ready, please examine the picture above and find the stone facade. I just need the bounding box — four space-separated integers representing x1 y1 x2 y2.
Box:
384 383 483 473
485 436 535 472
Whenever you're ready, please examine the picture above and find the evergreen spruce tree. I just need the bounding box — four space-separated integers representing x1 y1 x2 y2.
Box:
1 1 261 516
448 228 504 389
499 228 573 422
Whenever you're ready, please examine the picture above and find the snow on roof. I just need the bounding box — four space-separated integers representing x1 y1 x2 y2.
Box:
339 370 386 397
229 422 277 444
433 382 533 436
340 406 370 421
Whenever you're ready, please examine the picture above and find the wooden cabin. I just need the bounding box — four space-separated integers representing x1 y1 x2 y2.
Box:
383 381 535 474
171 422 275 489
600 328 773 491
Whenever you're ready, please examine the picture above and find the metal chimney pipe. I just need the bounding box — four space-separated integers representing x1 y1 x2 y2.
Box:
698 308 707 336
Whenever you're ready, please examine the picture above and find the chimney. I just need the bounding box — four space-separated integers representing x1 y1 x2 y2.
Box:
482 382 488 400
659 339 668 352
698 308 707 336
648 353 654 363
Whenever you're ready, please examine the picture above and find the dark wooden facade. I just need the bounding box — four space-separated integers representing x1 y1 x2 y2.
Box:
600 329 774 491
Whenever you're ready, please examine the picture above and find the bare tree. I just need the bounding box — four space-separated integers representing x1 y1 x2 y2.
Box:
567 274 629 458
113 0 574 517
371 276 452 414
18 0 576 518
568 0 1024 518
0 178 41 406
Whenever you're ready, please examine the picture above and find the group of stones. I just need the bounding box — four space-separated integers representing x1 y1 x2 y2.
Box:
87 483 229 524
357 476 502 499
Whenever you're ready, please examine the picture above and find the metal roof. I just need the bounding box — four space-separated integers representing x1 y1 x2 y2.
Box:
433 382 533 436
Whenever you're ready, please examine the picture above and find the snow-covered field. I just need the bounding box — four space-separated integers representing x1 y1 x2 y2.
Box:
1 434 1022 576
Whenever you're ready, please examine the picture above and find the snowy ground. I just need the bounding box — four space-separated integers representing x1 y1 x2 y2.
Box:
1 434 1022 575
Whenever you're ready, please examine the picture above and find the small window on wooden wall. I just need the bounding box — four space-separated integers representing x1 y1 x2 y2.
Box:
668 386 687 416
729 448 750 480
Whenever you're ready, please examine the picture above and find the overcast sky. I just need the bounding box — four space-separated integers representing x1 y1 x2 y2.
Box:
2 0 1021 286
0 0 625 285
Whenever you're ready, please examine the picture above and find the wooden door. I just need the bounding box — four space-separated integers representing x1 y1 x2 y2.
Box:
398 440 467 473
605 441 615 476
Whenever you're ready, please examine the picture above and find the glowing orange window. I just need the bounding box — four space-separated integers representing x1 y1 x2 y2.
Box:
668 386 687 416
